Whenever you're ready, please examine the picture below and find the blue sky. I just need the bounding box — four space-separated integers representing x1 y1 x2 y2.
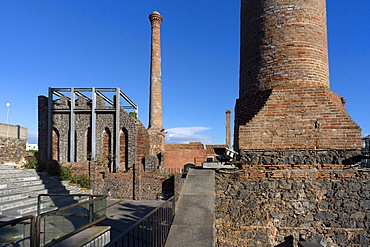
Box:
0 1 369 145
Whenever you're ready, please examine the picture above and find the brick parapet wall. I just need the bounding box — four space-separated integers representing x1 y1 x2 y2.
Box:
215 168 370 246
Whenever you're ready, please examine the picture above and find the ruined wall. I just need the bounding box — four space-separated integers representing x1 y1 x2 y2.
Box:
0 124 28 166
164 149 207 173
215 168 370 246
65 161 167 200
0 136 27 166
38 96 48 162
38 94 147 171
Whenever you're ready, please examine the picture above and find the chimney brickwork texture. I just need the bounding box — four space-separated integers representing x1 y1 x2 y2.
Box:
234 0 362 162
148 11 165 157
149 11 163 131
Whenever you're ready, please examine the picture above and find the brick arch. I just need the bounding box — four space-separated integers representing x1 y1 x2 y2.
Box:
52 128 59 161
85 127 92 160
120 128 129 170
102 127 112 170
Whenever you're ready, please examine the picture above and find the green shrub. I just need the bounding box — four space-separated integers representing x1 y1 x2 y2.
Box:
76 174 91 189
25 156 38 169
60 166 73 181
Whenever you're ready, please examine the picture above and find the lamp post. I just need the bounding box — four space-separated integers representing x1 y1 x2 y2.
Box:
6 102 10 144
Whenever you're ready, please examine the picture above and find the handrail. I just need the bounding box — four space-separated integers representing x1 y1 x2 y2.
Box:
36 194 107 246
37 193 100 215
0 215 35 247
107 196 175 247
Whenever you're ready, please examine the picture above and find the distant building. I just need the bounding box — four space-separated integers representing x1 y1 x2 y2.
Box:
362 135 370 168
26 143 38 151
164 142 228 173
363 135 370 153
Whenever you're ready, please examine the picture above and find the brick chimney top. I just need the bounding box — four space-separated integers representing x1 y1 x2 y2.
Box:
149 11 163 23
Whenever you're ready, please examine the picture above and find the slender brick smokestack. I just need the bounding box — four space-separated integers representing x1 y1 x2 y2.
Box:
226 109 231 148
149 11 163 130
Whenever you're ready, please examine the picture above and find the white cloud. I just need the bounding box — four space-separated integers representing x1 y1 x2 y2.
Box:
165 127 212 144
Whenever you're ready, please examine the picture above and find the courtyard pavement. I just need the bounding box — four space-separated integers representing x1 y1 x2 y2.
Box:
97 199 165 240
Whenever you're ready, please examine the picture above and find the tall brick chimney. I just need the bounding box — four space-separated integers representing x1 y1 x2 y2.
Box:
226 109 231 148
148 11 165 157
149 11 163 131
235 0 362 164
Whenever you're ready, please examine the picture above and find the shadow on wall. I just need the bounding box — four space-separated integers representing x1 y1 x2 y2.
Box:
275 235 294 247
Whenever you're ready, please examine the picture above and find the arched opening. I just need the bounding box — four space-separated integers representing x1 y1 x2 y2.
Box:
52 128 59 161
120 128 129 170
86 127 92 161
102 127 112 171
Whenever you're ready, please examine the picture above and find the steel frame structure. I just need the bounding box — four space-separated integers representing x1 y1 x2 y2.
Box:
47 87 138 171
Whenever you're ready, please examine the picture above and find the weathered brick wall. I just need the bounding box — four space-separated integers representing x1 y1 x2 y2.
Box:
215 168 370 246
164 149 207 171
136 122 151 165
235 0 362 153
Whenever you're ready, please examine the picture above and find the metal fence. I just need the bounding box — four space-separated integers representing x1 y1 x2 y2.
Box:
0 194 106 247
0 215 35 247
36 194 106 246
107 196 175 247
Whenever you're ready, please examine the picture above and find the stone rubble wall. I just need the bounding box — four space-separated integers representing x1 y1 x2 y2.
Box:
66 161 167 200
240 149 361 166
215 167 370 246
0 136 27 166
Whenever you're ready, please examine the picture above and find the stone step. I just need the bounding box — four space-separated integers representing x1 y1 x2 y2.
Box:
5 179 43 189
0 184 48 197
4 194 90 218
0 192 29 203
0 169 37 178
0 197 36 212
0 164 16 170
0 175 40 184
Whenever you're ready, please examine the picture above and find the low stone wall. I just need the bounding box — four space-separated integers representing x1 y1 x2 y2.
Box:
0 136 27 166
215 167 370 246
62 162 168 200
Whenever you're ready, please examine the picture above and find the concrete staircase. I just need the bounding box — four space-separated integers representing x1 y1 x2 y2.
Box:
0 164 91 221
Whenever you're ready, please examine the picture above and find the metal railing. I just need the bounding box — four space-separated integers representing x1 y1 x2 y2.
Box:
0 215 35 247
107 196 175 247
0 194 106 247
36 194 106 246
37 194 94 215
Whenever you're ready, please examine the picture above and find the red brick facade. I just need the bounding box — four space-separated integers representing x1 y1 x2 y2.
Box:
235 0 362 153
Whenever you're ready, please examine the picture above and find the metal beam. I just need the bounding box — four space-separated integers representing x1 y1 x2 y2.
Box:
91 88 97 161
69 88 75 162
95 90 113 106
115 88 120 172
